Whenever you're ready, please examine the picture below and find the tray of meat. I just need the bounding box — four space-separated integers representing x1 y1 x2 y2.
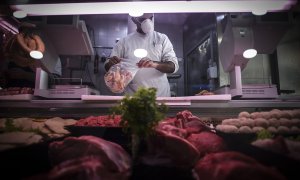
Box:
74 115 122 127
0 87 35 100
65 115 130 147
65 125 131 152
0 94 33 100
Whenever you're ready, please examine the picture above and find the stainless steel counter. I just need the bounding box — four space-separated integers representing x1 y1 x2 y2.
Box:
1 99 300 108
1 96 299 119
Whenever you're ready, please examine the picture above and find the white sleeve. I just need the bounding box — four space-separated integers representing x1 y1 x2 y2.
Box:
161 35 179 73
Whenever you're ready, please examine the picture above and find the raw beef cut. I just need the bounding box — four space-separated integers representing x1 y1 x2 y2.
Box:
184 120 210 134
193 151 286 180
157 124 188 138
159 110 210 135
141 129 199 168
176 110 193 122
28 156 129 180
186 132 227 157
48 136 131 177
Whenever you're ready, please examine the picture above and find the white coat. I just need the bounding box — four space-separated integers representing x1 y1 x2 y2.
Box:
107 31 179 97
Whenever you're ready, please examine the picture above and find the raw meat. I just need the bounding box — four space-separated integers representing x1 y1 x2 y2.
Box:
184 120 210 134
0 132 43 145
216 124 239 133
0 87 34 95
45 120 70 134
251 136 289 155
28 156 129 180
13 117 35 131
75 115 121 127
48 135 131 176
176 110 193 122
238 111 250 118
254 118 269 128
186 132 227 157
239 118 255 127
267 126 278 134
222 119 241 127
157 124 188 138
252 126 265 133
142 129 199 168
158 111 210 135
238 126 253 133
252 136 300 160
268 118 281 127
193 151 286 180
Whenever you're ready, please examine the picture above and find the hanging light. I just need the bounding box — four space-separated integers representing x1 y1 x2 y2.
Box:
134 48 148 58
243 49 257 59
30 50 43 59
129 10 143 17
252 9 267 16
13 10 27 18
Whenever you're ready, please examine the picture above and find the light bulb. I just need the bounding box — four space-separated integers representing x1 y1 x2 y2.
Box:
30 50 43 59
13 10 27 18
243 49 257 59
129 11 143 17
134 49 148 58
252 9 267 16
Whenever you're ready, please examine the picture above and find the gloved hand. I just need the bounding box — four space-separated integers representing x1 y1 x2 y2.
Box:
136 57 158 68
108 56 121 65
105 56 121 71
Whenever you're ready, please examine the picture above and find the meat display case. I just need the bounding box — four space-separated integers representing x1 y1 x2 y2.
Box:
1 96 300 180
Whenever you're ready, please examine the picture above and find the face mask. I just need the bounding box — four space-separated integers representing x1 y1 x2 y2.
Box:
141 19 154 34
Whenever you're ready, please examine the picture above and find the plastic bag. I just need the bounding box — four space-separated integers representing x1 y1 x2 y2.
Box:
104 60 138 93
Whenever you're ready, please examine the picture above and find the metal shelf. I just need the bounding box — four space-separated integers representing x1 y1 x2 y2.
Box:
0 98 299 119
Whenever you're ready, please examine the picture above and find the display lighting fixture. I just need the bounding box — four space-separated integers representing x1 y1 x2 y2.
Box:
30 50 43 59
13 10 27 18
10 1 296 16
134 49 148 58
252 9 268 16
243 49 257 59
129 10 143 17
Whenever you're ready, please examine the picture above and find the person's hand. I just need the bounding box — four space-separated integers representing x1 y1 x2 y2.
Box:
108 56 121 65
136 57 158 68
105 56 121 71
